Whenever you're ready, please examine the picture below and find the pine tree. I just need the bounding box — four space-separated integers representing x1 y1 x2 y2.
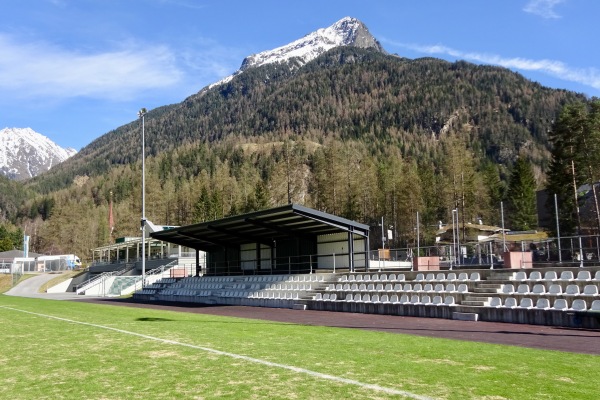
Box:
506 158 537 230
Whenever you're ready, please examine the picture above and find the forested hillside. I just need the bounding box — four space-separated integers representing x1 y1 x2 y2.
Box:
5 47 589 260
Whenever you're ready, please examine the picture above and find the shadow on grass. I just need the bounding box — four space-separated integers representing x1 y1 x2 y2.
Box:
136 317 175 322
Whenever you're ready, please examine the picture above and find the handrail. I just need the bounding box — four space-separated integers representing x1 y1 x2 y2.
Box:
75 264 132 294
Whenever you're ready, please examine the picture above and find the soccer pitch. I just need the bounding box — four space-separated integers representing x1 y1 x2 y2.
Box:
0 295 598 400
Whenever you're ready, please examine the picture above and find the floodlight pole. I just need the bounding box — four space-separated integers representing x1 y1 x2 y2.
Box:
138 108 147 288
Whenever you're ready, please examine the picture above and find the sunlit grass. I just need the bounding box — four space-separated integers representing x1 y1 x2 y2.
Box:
0 295 598 399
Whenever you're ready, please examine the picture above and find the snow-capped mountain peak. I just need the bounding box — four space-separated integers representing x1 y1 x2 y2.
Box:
0 127 77 180
210 17 384 88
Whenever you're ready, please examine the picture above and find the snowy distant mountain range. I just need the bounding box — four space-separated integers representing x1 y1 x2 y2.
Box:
209 17 384 88
0 127 77 180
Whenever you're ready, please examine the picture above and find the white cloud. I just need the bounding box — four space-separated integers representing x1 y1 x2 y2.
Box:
387 40 600 91
0 34 183 101
523 0 566 19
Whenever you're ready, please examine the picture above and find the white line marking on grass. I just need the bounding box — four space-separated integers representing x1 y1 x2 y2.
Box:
1 306 434 400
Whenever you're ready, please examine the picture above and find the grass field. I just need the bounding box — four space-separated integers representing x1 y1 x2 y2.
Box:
0 295 598 400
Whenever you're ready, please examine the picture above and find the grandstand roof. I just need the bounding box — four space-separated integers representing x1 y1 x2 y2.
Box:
150 204 370 252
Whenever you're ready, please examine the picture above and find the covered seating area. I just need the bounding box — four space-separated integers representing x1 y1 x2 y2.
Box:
150 204 371 276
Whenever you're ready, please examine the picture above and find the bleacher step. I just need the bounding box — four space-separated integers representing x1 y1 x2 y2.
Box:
461 300 487 306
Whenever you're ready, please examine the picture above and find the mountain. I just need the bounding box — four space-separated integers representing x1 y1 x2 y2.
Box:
13 17 591 258
0 127 77 180
210 16 384 88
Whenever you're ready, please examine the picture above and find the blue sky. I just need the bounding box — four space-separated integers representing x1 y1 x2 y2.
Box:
1 0 599 150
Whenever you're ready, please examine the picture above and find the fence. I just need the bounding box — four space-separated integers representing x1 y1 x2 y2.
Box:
191 234 600 275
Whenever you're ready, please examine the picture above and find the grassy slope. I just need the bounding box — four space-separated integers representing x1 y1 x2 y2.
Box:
0 296 598 400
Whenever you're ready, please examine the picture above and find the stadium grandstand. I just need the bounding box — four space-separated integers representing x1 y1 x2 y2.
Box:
124 204 600 329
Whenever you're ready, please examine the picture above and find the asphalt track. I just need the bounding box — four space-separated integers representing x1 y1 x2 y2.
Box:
5 273 600 355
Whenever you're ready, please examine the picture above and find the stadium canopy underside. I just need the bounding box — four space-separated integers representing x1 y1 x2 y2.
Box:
150 204 370 275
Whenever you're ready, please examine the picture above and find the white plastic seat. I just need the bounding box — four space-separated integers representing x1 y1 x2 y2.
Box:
446 272 457 281
445 283 456 292
444 296 456 306
409 295 421 304
436 273 446 281
371 274 380 281
329 293 337 301
372 294 381 303
348 275 356 281
381 294 390 303
389 294 400 303
392 283 402 292
559 271 574 281
583 285 599 296
350 283 358 291
355 274 364 281
469 272 481 281
547 284 562 296
489 297 502 307
518 298 534 309
576 270 592 281
504 297 517 308
366 283 375 291
565 284 580 296
531 284 546 295
353 294 362 302
590 300 600 311
528 271 542 281
535 298 550 309
345 294 354 302
322 293 330 301
314 293 322 301
500 283 515 294
413 283 423 292
384 283 393 292
432 295 443 305
552 298 568 310
543 271 558 281
516 284 530 294
402 283 412 292
375 283 384 291
339 275 348 282
512 271 527 281
415 273 425 281
457 272 468 281
594 271 600 282
423 284 434 293
434 284 444 293
396 274 406 281
399 294 409 304
379 274 388 281
388 273 397 281
457 284 468 293
425 273 435 281
570 299 587 311
358 283 367 292
421 295 432 305
362 294 371 303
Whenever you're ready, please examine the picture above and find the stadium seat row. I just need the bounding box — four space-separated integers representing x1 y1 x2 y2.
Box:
323 293 457 305
338 272 481 283
489 297 600 311
499 283 599 296
326 282 469 294
510 270 600 282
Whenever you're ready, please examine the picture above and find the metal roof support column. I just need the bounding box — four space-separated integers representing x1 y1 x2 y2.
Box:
256 243 261 273
365 234 370 272
348 230 355 273
196 249 201 277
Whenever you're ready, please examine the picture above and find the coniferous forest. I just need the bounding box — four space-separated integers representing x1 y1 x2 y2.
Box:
0 47 594 262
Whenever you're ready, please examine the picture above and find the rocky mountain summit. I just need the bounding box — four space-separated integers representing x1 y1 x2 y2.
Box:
211 16 384 88
0 127 77 180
